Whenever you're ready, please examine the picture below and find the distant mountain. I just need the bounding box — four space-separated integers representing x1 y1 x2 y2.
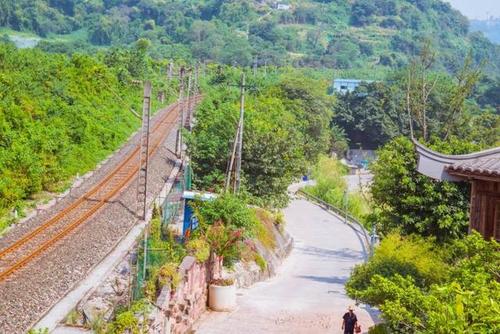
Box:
1 0 499 75
471 18 500 44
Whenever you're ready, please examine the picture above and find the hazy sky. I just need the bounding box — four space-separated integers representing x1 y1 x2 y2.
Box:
447 0 500 19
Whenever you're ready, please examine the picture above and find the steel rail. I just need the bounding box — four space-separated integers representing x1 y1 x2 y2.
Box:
0 105 178 280
0 97 200 281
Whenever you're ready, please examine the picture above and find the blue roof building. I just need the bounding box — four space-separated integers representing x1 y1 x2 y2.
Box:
332 79 374 94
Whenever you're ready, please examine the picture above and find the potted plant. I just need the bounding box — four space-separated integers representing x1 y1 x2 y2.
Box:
208 278 236 311
204 221 244 311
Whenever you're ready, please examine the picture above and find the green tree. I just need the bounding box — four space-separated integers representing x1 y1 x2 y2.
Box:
333 82 407 149
369 136 475 240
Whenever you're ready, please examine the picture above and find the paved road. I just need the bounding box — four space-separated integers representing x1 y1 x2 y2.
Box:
193 198 379 334
345 172 373 192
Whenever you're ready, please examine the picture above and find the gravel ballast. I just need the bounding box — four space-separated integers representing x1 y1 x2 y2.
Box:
0 100 192 334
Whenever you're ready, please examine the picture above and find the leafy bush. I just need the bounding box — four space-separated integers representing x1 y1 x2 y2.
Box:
107 311 139 334
194 194 259 237
274 211 286 231
369 137 472 240
253 209 278 250
27 329 49 334
347 233 448 301
157 263 181 289
348 232 500 332
254 253 267 272
144 262 181 300
64 309 80 326
368 324 390 334
211 278 234 286
205 222 244 261
186 238 210 263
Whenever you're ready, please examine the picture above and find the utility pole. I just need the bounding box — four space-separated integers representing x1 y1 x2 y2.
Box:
168 60 173 81
224 125 240 192
225 73 252 193
234 73 245 193
186 72 193 130
194 63 199 96
137 81 152 221
137 81 152 281
176 67 185 157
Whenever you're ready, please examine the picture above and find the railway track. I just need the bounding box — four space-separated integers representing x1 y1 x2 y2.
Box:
0 97 200 282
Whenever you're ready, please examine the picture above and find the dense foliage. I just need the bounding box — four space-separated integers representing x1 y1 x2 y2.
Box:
192 193 279 271
347 232 500 333
333 82 408 149
332 56 499 150
0 41 174 229
187 67 335 207
1 0 499 74
369 136 478 241
193 193 259 238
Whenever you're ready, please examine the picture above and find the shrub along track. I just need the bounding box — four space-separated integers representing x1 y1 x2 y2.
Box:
0 97 201 334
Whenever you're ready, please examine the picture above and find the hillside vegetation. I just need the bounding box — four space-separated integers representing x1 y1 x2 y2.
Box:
1 0 499 75
0 41 174 228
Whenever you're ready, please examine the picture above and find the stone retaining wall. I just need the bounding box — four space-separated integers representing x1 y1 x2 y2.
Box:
232 227 293 288
150 256 211 334
150 225 293 333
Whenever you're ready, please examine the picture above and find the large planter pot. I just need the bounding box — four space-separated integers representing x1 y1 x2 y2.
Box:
208 283 236 311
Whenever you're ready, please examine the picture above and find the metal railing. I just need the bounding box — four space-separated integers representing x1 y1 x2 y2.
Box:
297 189 373 256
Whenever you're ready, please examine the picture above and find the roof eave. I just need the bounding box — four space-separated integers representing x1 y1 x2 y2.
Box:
413 140 461 181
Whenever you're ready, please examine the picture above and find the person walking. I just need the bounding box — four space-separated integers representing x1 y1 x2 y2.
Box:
342 305 358 334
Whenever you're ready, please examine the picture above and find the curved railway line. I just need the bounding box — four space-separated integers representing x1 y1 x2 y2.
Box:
0 97 199 282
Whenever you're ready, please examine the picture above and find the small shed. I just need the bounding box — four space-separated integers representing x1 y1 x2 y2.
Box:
332 79 374 94
414 141 500 240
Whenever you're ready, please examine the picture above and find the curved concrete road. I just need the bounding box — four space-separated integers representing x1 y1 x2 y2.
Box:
193 197 379 334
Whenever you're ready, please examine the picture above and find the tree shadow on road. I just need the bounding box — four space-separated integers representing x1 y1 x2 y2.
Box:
295 245 365 261
296 275 348 285
296 275 381 324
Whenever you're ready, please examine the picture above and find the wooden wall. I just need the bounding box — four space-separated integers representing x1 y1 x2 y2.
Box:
470 179 500 241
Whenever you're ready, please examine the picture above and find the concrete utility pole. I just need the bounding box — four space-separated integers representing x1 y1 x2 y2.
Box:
137 81 152 281
168 60 174 81
186 72 193 130
225 125 240 192
234 73 246 193
194 63 199 96
137 81 152 221
225 73 252 193
176 67 185 158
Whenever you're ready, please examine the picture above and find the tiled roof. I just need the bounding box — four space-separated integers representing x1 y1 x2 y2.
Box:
446 157 500 177
414 140 500 181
